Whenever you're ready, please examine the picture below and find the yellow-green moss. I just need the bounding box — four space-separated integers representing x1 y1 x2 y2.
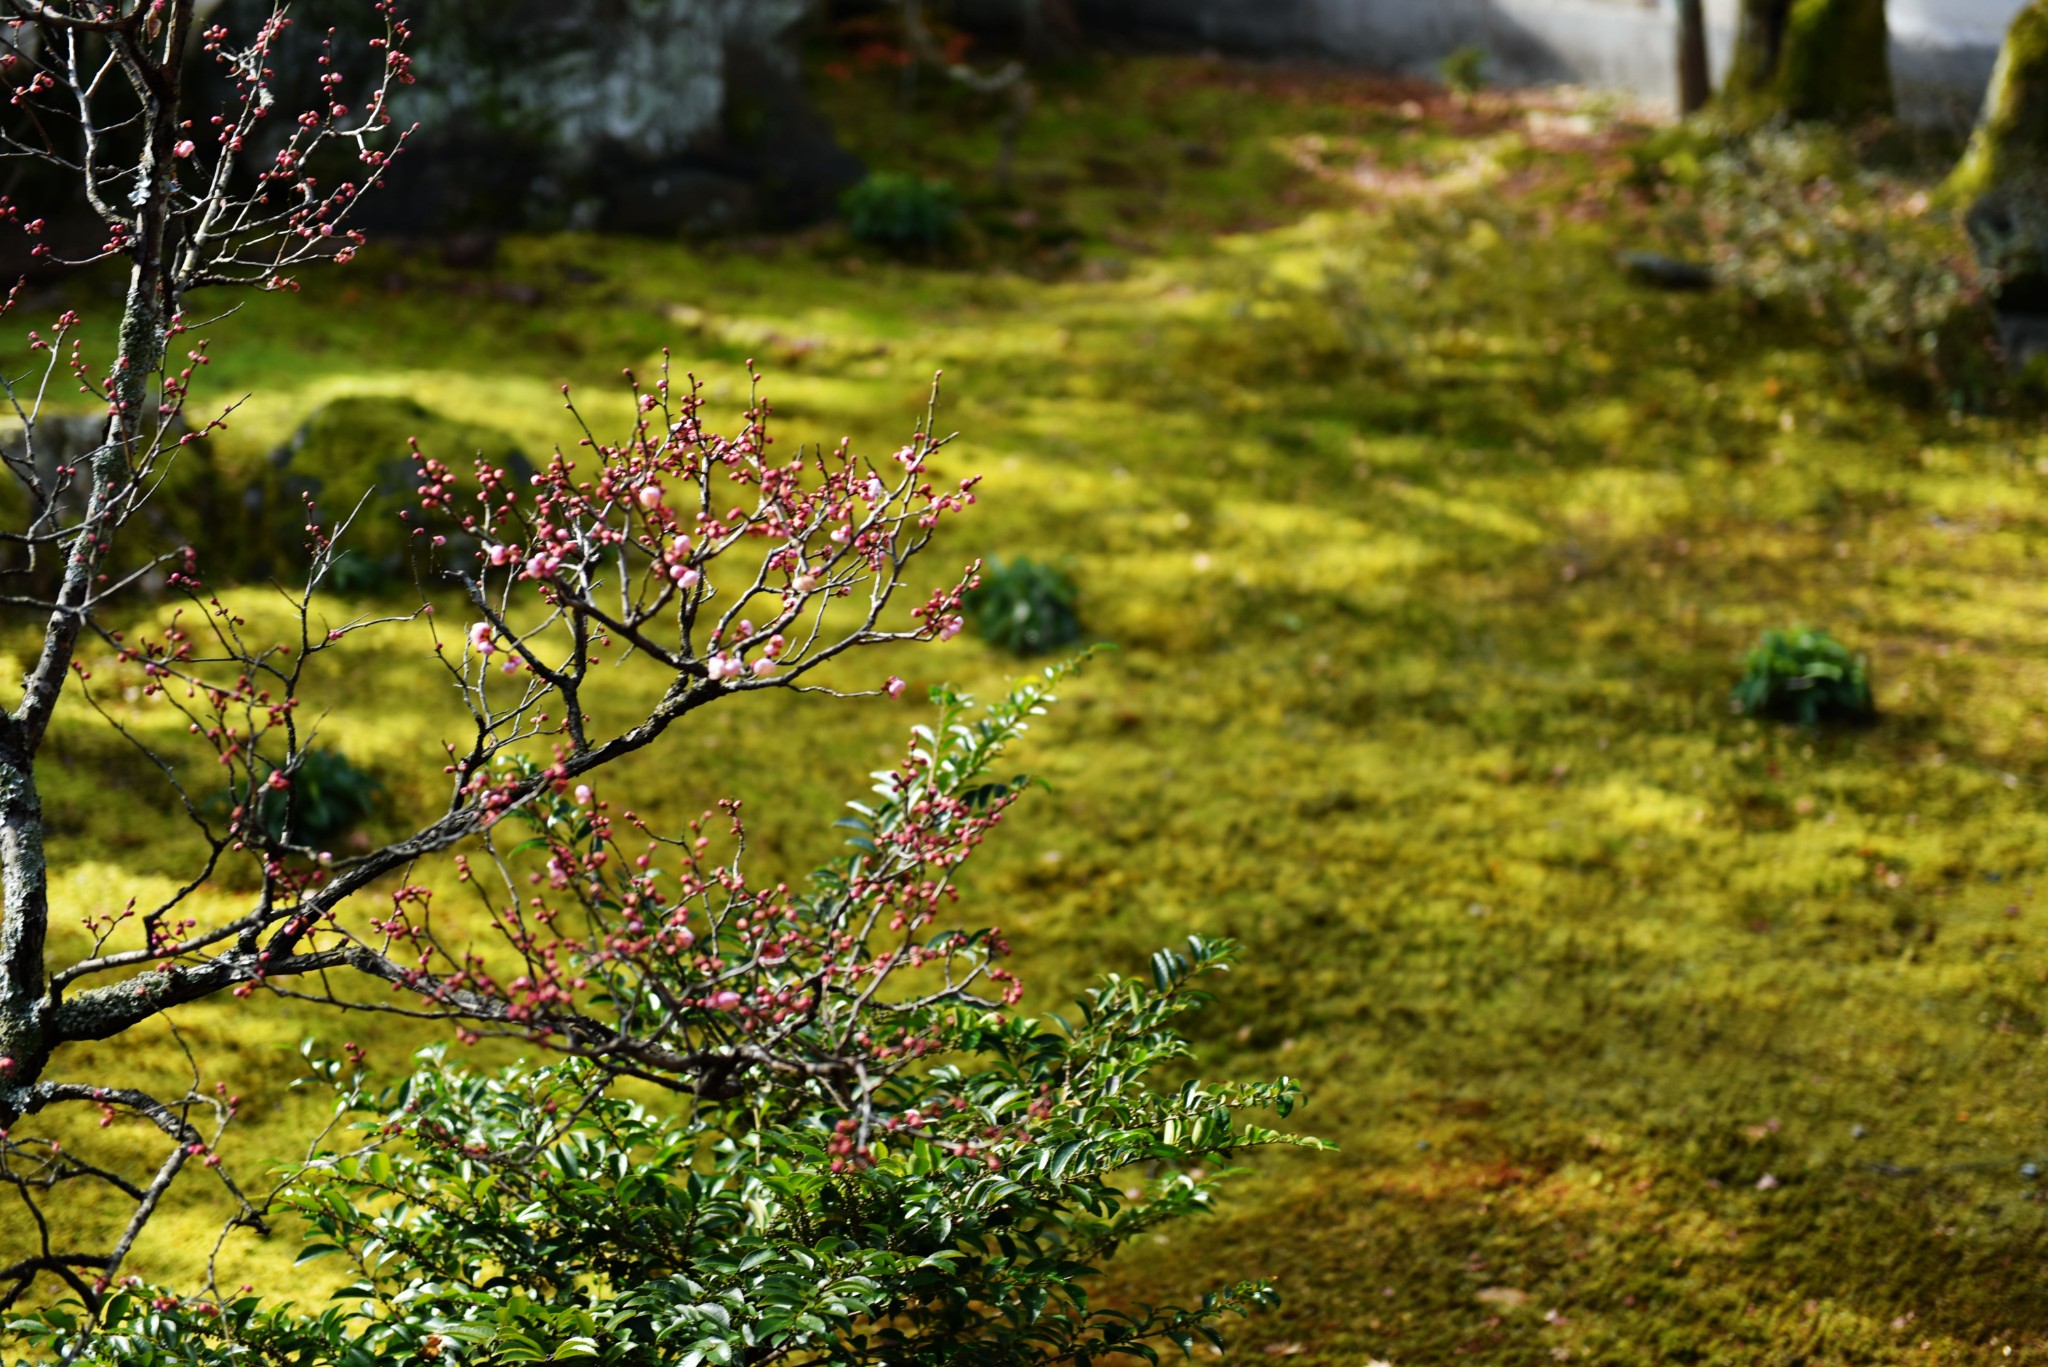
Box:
5 57 2048 1366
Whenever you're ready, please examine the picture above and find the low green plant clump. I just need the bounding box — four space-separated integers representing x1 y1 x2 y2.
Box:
966 556 1084 656
1440 45 1487 96
1733 627 1876 726
844 172 961 252
40 948 1301 1364
254 746 381 849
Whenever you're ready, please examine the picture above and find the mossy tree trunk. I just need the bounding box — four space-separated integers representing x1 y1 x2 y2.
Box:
1948 2 2048 351
1723 0 1892 122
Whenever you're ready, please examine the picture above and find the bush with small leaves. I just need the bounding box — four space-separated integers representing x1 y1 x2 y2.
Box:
965 556 1083 657
11 671 1325 1366
1733 627 1875 726
844 172 961 252
1693 129 1993 399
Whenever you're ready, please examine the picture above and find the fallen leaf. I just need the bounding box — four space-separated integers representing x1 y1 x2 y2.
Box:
1476 1287 1531 1309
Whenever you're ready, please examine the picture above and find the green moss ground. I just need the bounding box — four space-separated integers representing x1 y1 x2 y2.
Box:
11 57 2048 1363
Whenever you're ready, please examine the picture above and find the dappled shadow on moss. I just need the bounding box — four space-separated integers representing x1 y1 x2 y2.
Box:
1102 1142 2048 1365
8 53 2048 1360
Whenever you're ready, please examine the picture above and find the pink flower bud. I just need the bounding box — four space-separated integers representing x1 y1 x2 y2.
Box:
791 572 819 594
574 784 593 806
886 676 906 698
468 622 496 654
486 543 511 567
710 990 743 1011
670 565 700 588
173 140 196 159
637 483 663 510
750 658 777 678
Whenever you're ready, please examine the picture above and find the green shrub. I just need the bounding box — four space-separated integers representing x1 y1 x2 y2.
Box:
254 747 382 849
1733 627 1875 726
1441 45 1487 96
966 555 1083 656
1695 129 1994 399
17 674 1323 1366
843 172 961 251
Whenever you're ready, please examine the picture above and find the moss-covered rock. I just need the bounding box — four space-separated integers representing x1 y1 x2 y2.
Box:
0 413 225 591
261 396 529 590
1723 0 1892 123
0 399 522 593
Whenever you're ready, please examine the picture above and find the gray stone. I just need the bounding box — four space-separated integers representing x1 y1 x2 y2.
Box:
1618 251 1716 291
1995 310 2048 370
213 0 861 235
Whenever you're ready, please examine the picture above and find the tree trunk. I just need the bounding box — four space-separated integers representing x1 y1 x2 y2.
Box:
0 7 190 1126
1947 1 2048 365
1677 0 1710 116
1723 0 1892 122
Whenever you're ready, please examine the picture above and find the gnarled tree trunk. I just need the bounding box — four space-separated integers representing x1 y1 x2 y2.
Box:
1724 0 1892 122
1947 1 2048 366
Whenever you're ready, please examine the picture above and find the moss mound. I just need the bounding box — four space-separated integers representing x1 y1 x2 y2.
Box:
263 394 528 587
0 413 226 590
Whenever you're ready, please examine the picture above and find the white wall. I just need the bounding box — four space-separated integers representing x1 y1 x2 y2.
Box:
1500 0 2023 123
1890 0 2026 47
1074 0 2029 127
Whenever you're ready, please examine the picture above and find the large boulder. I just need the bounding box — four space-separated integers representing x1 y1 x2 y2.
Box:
212 0 861 236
